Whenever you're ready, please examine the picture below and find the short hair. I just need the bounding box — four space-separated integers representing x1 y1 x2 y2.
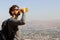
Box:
9 5 19 16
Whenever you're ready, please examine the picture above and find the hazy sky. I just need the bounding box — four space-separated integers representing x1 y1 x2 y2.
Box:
0 0 60 22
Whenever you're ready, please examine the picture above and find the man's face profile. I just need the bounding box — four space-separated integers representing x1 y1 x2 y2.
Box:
12 7 20 16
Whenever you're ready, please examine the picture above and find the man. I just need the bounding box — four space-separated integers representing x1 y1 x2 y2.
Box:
1 5 26 40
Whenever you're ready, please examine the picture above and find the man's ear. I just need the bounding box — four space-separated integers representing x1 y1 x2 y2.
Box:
11 11 14 14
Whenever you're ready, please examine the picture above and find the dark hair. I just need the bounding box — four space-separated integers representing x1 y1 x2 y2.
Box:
9 5 19 16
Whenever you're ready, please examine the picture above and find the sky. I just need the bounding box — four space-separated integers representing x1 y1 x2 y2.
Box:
0 0 60 22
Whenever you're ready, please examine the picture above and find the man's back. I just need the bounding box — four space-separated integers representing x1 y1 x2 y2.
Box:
2 18 18 40
2 17 25 40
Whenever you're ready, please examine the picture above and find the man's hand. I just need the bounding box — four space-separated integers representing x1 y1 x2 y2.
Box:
20 9 24 13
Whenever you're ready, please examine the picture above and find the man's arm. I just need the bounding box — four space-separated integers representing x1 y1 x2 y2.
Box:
20 12 26 24
9 12 26 25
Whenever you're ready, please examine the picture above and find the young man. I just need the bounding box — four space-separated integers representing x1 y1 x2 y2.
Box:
1 5 26 40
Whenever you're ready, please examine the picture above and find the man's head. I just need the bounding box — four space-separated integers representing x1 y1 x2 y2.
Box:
9 5 20 16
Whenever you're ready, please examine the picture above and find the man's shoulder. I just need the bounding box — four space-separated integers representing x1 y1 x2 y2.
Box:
2 20 7 26
2 18 12 27
2 18 11 24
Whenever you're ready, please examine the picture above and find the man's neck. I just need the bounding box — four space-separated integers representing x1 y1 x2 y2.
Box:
12 15 18 20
